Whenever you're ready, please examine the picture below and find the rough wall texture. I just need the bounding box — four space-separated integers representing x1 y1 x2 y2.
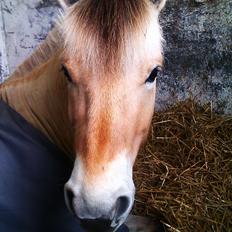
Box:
0 0 231 113
158 0 232 113
0 0 59 81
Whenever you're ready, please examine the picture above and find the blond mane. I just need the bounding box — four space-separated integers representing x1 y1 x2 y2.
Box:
63 0 156 74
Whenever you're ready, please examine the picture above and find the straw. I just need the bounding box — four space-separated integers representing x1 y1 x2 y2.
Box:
133 99 232 231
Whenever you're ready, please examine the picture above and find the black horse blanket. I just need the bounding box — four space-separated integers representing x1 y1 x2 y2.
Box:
0 100 127 232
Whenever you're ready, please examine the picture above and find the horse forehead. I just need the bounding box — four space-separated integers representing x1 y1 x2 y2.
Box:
64 12 163 81
66 20 163 91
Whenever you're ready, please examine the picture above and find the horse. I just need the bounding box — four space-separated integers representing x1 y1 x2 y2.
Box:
0 0 166 231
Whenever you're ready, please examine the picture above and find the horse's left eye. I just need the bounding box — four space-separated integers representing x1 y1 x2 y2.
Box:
62 65 72 82
145 67 160 84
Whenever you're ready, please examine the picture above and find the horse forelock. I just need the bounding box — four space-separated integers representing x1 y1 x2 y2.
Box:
62 0 162 75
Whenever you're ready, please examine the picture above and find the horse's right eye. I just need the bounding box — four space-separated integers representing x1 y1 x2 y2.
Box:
62 65 73 82
145 67 160 84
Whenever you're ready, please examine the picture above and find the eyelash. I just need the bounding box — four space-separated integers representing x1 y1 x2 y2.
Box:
61 65 73 82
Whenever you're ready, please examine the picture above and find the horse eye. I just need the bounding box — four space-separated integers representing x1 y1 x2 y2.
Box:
145 67 160 84
61 65 72 82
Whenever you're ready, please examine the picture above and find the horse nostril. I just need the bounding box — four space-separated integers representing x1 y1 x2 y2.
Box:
114 196 131 225
64 187 75 215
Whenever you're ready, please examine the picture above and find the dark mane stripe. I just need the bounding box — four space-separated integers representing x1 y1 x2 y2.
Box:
63 0 151 73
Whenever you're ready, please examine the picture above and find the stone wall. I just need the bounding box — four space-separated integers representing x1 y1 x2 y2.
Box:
159 0 232 113
0 0 231 113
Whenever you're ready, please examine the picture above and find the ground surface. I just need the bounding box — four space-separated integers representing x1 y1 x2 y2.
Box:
0 0 231 113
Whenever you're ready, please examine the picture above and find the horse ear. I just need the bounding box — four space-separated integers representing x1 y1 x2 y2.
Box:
153 0 167 12
58 0 78 9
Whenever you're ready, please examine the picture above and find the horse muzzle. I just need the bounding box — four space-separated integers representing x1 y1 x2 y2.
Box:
64 186 133 231
64 153 135 231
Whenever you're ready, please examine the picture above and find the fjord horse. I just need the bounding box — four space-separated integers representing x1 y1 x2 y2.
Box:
0 0 166 231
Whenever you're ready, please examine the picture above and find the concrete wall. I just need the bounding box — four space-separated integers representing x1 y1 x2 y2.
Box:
0 0 231 113
0 0 59 81
159 0 232 114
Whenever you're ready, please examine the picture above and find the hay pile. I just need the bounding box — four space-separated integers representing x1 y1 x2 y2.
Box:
133 99 232 231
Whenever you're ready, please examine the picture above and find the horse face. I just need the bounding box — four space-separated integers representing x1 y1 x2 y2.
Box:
61 0 166 230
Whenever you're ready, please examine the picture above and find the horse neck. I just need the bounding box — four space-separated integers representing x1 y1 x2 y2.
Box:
0 54 73 157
